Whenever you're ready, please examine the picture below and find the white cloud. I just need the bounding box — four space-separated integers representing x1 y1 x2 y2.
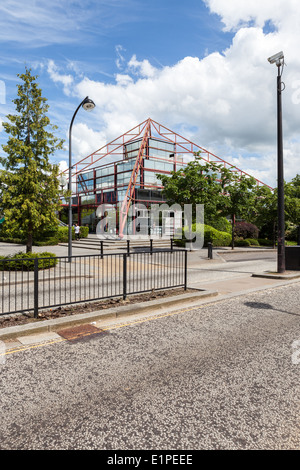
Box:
204 0 295 31
70 122 107 163
128 55 157 78
47 60 74 96
49 0 300 187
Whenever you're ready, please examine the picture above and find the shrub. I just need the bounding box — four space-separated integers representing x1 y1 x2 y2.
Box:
245 238 260 246
175 224 232 247
234 221 259 239
0 237 25 244
285 223 298 241
210 217 232 234
235 238 251 246
79 225 89 238
258 238 274 246
0 251 58 270
1 224 90 246
33 237 60 246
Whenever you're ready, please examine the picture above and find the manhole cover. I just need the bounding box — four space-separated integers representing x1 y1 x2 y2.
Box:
57 323 105 341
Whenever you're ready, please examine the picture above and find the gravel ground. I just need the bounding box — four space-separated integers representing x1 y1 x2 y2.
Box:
0 281 299 450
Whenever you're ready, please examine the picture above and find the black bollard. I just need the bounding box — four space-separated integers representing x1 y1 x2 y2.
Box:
208 242 213 259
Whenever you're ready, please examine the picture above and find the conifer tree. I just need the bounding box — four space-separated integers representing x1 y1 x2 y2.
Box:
0 67 64 252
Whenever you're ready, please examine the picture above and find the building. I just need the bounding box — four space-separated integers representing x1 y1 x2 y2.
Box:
59 118 269 237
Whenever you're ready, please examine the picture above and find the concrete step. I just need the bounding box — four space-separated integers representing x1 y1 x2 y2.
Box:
59 236 174 251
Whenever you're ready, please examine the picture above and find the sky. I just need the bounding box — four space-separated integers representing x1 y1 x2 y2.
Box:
0 0 300 188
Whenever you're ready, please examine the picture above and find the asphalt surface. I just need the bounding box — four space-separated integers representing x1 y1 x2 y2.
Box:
0 281 300 450
0 240 299 451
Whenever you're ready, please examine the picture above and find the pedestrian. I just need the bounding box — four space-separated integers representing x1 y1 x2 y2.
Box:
75 223 80 240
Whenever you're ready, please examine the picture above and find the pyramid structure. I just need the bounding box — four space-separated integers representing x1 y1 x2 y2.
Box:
60 118 270 236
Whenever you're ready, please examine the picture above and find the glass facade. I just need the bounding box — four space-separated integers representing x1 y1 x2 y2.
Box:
63 136 182 234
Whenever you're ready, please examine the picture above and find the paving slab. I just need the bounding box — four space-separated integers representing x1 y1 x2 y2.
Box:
16 331 61 346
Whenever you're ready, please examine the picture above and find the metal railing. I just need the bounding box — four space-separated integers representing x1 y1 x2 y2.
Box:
0 249 187 318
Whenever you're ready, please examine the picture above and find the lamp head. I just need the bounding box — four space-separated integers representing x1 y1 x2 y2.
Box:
82 96 96 111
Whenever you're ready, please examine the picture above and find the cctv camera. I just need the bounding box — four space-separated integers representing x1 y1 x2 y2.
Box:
268 51 284 65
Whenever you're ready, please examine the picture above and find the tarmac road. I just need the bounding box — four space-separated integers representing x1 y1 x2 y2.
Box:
0 281 299 450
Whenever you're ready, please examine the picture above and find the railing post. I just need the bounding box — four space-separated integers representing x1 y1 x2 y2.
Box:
184 250 187 291
100 240 104 259
127 239 130 257
123 253 127 300
171 237 174 253
34 257 39 318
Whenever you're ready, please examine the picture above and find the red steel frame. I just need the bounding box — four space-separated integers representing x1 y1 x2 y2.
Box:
60 118 272 237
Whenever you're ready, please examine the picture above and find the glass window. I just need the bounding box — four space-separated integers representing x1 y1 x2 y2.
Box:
144 171 161 186
96 165 114 177
95 174 115 189
81 195 95 205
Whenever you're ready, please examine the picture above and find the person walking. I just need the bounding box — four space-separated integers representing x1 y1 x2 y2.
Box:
74 223 80 241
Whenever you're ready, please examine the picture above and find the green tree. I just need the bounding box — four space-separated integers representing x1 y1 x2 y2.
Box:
218 169 257 249
251 177 300 245
0 67 64 252
157 157 228 225
157 156 258 248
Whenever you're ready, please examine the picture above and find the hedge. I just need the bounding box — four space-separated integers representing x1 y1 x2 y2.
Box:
0 251 58 271
175 224 232 247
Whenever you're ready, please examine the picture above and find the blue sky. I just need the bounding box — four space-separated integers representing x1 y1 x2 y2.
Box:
0 0 300 187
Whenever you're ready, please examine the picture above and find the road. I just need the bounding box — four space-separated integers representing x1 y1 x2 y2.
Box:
0 280 299 450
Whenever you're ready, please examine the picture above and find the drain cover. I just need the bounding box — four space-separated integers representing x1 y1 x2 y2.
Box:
57 323 104 341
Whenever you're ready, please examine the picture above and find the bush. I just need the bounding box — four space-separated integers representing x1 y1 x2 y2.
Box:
175 224 232 247
258 238 274 246
0 237 25 244
234 221 259 239
0 224 90 246
58 225 89 241
33 237 60 246
210 217 232 234
0 251 58 270
285 223 298 241
235 238 251 246
245 238 260 246
79 225 89 238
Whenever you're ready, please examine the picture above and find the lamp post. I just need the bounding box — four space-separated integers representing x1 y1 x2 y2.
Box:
268 51 285 273
68 96 96 261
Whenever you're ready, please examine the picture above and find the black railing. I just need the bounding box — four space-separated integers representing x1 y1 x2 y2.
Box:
0 249 187 318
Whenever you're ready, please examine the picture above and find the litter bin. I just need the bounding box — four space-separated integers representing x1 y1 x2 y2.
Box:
285 246 300 271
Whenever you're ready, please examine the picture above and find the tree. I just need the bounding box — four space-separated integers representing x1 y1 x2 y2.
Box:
157 157 229 225
157 156 258 248
0 67 64 252
250 177 300 245
218 170 257 249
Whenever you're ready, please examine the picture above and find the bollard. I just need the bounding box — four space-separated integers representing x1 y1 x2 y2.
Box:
298 226 300 246
208 242 213 259
127 239 130 257
100 240 104 259
150 239 153 255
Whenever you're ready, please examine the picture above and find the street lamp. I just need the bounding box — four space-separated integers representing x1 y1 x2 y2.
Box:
68 96 96 261
268 51 285 273
58 175 67 193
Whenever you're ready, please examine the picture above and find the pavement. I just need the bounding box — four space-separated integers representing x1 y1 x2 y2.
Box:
0 239 299 348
